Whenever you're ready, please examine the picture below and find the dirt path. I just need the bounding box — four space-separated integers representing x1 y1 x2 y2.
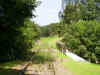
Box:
23 56 72 75
53 58 72 75
12 59 72 75
24 63 54 75
22 42 73 75
12 40 73 75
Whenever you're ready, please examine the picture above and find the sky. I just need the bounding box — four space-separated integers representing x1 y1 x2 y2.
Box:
32 0 61 26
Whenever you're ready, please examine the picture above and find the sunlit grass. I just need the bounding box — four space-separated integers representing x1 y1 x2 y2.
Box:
42 36 61 48
57 52 100 75
35 35 61 49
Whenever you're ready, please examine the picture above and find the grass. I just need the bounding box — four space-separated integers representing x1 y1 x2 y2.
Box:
57 52 100 75
0 60 25 75
31 52 56 64
37 36 100 75
40 35 61 49
34 35 61 49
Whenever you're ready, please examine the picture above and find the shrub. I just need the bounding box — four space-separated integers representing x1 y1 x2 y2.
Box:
63 20 100 63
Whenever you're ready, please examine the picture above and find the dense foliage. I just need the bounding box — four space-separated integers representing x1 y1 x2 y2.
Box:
57 0 100 63
0 0 40 62
40 23 60 37
63 4 81 24
63 0 100 24
62 20 100 63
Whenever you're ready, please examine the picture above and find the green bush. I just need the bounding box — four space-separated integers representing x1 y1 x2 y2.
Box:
63 20 100 63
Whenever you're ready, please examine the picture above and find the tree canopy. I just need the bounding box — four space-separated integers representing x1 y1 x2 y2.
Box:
0 0 41 62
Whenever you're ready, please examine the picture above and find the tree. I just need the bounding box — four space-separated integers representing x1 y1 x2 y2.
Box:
80 0 97 20
63 4 81 24
58 0 100 64
62 0 98 23
62 20 100 63
40 23 61 37
0 0 40 62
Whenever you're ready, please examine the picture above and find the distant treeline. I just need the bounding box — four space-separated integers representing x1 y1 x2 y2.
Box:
40 23 61 37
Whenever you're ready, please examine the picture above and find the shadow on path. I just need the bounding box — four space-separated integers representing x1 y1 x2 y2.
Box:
0 68 21 75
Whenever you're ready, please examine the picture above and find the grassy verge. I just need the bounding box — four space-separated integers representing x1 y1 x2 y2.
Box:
57 52 100 75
